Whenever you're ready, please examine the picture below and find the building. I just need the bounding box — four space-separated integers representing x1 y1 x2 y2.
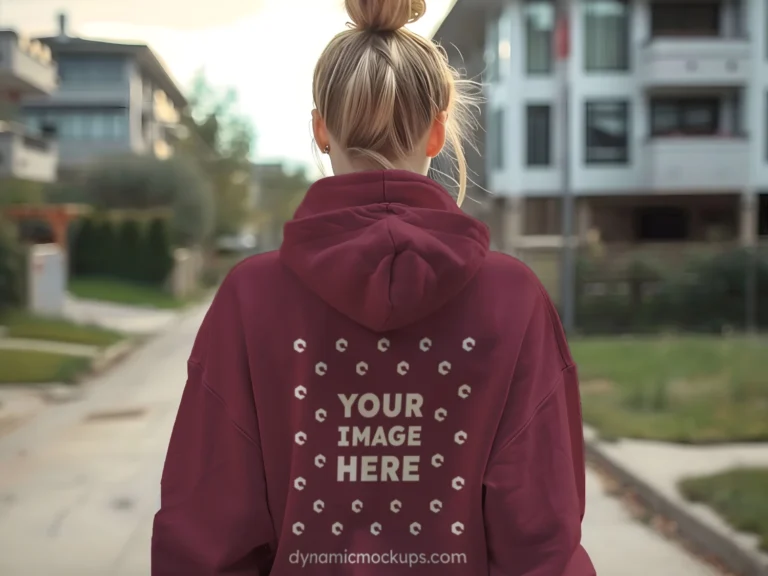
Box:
435 0 768 263
21 14 187 178
0 29 58 183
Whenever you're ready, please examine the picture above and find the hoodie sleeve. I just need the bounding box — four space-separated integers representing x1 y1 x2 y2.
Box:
483 284 595 576
152 273 275 575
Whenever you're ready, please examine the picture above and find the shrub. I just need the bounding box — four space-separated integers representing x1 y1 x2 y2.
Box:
84 155 214 247
0 217 23 311
576 247 768 334
86 218 118 278
70 217 97 277
114 219 143 282
143 218 174 285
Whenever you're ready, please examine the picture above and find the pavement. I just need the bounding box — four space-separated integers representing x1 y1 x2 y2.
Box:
587 428 768 573
62 295 178 335
0 304 721 576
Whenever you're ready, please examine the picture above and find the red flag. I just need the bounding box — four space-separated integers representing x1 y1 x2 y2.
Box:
555 17 570 60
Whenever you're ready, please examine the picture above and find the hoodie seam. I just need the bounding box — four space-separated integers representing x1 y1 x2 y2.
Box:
283 213 482 249
492 367 568 457
190 362 261 450
382 201 397 328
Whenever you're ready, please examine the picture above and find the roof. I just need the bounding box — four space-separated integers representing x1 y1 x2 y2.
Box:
432 0 501 50
429 0 460 38
35 36 187 108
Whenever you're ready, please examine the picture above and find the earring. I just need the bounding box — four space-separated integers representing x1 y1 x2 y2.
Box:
323 145 330 154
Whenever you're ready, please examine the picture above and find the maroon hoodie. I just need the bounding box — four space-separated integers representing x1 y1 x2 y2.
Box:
152 170 595 575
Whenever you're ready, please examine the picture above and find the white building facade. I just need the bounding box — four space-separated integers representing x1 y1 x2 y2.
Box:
0 30 59 183
438 0 767 252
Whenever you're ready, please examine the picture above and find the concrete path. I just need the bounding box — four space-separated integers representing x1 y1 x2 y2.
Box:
62 295 178 336
589 428 768 568
0 306 720 576
0 338 99 357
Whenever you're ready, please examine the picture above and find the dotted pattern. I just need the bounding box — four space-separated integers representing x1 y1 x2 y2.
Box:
289 336 476 538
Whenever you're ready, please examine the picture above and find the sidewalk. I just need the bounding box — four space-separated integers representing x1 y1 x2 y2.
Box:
586 427 768 575
0 306 205 576
62 295 178 335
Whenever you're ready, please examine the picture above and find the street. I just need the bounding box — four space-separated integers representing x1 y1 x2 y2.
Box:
0 305 718 576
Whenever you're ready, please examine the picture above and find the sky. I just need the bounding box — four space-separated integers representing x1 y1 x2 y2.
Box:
2 0 455 176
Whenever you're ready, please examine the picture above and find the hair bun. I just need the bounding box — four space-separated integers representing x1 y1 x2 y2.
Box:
345 0 427 32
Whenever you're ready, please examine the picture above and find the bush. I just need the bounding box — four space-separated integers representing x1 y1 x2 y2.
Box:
84 155 214 247
0 217 23 312
93 219 118 278
70 216 119 279
114 219 143 281
70 217 97 276
576 248 768 334
143 218 174 285
70 214 174 287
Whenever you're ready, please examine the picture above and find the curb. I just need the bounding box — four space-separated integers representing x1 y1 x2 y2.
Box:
87 298 210 379
90 337 144 377
585 436 768 576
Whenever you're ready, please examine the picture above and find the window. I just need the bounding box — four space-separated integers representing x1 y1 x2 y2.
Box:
525 0 554 74
584 0 629 71
585 101 629 164
25 108 129 141
526 104 552 166
489 108 505 170
650 2 719 37
485 19 500 82
650 98 719 136
57 55 125 85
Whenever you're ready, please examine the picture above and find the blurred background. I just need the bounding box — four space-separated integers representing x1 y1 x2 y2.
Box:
0 0 767 575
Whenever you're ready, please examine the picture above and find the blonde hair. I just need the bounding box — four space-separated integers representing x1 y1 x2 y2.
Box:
313 0 479 206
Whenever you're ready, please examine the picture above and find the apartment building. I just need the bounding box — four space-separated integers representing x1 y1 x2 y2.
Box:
0 29 58 183
435 0 768 253
21 14 187 178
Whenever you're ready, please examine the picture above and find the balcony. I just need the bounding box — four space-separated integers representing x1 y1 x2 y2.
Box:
0 122 58 183
0 30 58 96
642 136 748 192
638 37 750 87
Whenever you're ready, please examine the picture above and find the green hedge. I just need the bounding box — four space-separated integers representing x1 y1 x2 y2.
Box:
0 217 24 312
70 215 174 286
575 248 768 334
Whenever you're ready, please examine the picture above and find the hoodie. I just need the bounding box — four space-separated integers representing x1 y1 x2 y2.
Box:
152 170 595 576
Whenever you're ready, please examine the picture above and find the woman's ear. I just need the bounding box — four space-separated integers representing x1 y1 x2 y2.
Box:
426 111 448 158
312 109 329 153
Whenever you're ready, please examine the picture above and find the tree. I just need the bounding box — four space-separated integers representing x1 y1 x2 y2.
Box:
83 155 214 247
255 165 313 249
0 179 46 205
179 70 256 237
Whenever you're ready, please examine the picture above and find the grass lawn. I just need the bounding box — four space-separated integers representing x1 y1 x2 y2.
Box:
69 278 189 309
1 310 124 347
571 336 768 443
0 349 92 384
680 468 768 551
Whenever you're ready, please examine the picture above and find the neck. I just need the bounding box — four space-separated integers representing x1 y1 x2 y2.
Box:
329 153 430 178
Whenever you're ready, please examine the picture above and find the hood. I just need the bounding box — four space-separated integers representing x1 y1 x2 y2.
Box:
280 170 490 333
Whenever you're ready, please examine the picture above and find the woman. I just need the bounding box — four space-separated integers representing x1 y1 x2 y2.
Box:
152 0 595 574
